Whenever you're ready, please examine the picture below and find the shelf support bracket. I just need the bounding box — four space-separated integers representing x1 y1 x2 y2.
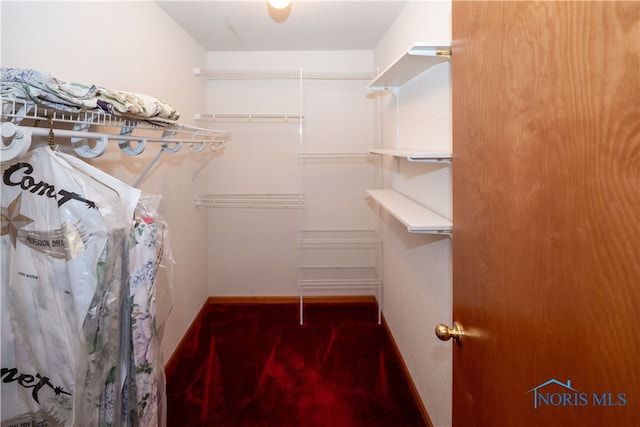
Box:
132 133 182 187
133 145 165 188
411 229 452 238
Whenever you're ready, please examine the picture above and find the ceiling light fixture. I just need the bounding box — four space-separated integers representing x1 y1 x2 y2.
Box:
268 0 291 10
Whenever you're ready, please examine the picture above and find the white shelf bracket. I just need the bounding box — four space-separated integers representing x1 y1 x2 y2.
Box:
132 128 183 188
0 122 32 161
132 143 171 188
368 87 398 97
407 157 452 165
69 114 106 158
415 229 452 237
71 133 108 158
117 125 145 156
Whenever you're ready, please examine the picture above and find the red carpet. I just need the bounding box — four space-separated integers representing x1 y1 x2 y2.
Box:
166 300 429 426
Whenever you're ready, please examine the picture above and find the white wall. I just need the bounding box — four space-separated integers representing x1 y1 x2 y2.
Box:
203 51 377 297
1 1 209 361
373 2 453 426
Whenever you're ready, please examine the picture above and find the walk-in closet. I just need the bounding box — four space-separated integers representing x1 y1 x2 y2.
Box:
1 2 453 426
4 1 640 427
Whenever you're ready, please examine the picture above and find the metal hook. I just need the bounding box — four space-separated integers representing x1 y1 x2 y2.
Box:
47 116 55 150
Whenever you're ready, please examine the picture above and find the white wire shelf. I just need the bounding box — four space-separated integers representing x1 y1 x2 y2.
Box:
1 97 231 169
195 113 304 123
298 229 380 249
368 42 451 91
297 267 381 289
368 148 451 164
194 193 304 209
367 189 452 234
194 68 375 81
300 152 373 164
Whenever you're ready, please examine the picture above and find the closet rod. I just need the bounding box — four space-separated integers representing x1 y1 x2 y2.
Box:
1 122 225 158
194 68 374 81
1 98 231 165
1 122 226 188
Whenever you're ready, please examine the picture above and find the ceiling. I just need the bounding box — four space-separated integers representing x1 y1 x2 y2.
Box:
156 1 408 51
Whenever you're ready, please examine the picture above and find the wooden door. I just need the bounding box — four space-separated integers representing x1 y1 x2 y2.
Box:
451 2 639 426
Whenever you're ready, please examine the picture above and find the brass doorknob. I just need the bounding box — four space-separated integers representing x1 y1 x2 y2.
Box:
435 322 464 342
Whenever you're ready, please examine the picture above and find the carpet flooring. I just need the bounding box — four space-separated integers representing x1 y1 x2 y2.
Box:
165 300 428 426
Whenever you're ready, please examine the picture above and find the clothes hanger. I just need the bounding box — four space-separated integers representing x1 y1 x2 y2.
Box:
42 116 125 203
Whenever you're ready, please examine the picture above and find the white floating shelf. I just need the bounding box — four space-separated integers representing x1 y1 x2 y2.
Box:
368 42 451 91
367 189 452 234
368 148 451 163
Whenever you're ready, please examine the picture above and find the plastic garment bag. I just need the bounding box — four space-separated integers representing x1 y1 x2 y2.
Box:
62 152 173 427
0 146 165 427
123 194 172 427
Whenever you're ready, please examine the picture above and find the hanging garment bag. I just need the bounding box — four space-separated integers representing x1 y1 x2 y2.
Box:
60 153 172 427
1 147 139 427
